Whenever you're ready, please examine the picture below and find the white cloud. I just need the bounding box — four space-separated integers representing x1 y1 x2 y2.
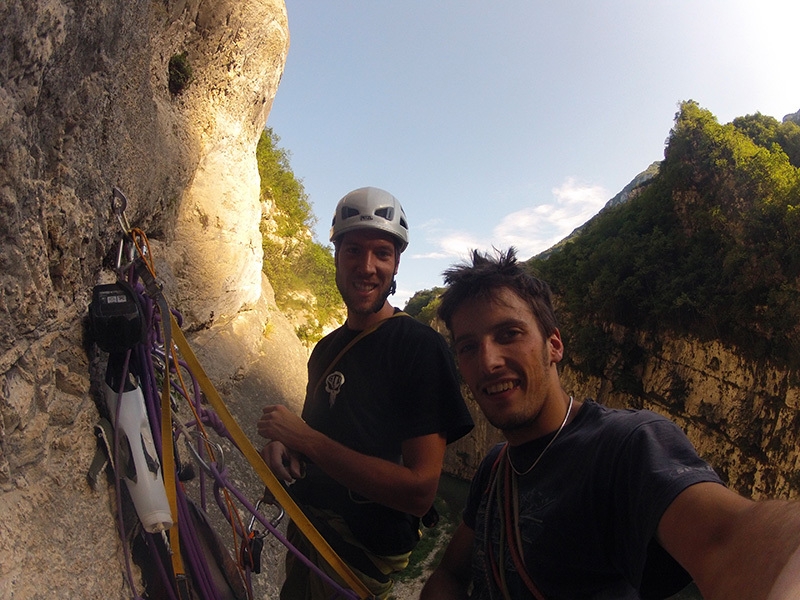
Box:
415 177 609 261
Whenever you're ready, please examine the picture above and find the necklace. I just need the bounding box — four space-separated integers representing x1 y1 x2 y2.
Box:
507 395 574 476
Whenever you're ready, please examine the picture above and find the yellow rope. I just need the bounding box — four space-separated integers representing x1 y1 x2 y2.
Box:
170 313 373 599
122 224 369 598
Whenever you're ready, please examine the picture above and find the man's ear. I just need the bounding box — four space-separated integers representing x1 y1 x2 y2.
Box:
548 329 564 363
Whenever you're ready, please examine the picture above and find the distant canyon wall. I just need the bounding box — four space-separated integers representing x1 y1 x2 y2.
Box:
562 330 800 500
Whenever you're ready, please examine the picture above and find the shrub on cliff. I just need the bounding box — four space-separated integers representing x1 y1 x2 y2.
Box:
257 128 343 343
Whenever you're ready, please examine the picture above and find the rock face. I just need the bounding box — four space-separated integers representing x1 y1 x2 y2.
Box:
0 1 298 598
559 331 800 500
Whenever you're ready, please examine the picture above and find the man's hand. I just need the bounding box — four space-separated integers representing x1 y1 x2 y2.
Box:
257 405 312 482
257 404 312 449
258 404 447 516
260 440 305 482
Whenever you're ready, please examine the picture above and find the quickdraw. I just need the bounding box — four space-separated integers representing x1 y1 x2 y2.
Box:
91 188 373 600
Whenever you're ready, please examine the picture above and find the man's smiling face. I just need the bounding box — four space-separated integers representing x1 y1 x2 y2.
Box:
451 286 564 443
335 229 399 323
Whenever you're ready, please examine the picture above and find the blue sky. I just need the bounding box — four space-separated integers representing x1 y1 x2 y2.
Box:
266 1 800 308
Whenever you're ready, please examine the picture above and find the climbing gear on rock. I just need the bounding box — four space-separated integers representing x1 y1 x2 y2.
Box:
102 351 173 533
89 188 374 600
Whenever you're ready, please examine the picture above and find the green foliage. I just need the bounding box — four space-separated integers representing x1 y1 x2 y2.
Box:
417 298 443 326
404 287 445 324
168 52 192 95
733 112 800 168
258 128 314 237
258 128 343 342
531 100 800 377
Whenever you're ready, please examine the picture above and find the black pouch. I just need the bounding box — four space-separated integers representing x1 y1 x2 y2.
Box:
89 281 146 352
292 465 420 556
342 491 420 556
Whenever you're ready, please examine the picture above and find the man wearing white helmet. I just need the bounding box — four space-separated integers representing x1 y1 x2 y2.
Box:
258 187 474 599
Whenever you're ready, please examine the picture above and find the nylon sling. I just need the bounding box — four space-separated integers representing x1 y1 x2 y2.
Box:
169 313 373 599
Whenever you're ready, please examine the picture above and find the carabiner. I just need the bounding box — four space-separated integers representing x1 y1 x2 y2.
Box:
183 431 226 475
111 187 132 235
247 500 263 534
247 498 284 535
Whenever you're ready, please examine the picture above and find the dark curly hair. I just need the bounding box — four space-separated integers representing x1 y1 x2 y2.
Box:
437 247 559 339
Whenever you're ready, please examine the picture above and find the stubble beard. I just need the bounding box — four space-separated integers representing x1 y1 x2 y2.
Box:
484 345 552 436
338 278 392 316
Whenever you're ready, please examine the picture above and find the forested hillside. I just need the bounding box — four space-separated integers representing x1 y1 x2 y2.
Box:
257 128 345 343
407 102 800 501
527 101 800 386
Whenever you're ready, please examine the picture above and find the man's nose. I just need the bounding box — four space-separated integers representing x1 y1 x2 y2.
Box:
478 341 504 373
356 252 377 273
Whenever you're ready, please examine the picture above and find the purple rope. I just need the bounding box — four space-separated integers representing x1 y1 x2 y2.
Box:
176 485 222 600
128 283 236 600
123 272 364 600
144 532 179 600
211 478 247 540
206 463 361 600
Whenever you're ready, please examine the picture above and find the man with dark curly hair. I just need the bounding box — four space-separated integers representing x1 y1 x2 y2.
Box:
423 247 800 600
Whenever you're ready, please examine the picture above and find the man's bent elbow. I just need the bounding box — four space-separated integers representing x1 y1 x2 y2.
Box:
408 485 439 518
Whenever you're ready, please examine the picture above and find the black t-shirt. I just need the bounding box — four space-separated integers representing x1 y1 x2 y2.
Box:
303 312 473 451
463 400 723 599
293 312 474 554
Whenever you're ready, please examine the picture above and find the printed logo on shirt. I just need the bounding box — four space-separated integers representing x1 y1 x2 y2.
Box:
325 371 345 406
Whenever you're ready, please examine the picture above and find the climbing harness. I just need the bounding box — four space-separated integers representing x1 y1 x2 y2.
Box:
89 188 374 600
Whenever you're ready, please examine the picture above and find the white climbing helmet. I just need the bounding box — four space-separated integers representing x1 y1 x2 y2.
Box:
329 187 409 253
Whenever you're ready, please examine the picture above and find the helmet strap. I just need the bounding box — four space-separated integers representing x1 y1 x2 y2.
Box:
372 279 397 313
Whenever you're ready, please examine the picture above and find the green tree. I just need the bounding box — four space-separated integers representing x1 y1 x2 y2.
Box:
733 112 800 168
531 101 800 378
257 128 344 343
258 128 313 238
404 287 445 319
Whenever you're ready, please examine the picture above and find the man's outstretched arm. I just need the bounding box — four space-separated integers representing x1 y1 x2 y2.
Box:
659 482 800 600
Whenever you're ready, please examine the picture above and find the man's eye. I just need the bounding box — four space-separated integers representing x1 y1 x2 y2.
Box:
456 343 477 356
498 329 522 343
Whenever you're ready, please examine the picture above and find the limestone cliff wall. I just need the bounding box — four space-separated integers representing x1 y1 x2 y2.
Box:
559 331 800 500
0 1 302 598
